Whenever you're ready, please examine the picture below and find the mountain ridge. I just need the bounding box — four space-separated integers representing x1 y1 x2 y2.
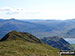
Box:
0 31 42 44
41 36 73 50
0 31 59 56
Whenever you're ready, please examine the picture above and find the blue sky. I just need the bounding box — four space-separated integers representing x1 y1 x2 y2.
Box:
0 0 75 20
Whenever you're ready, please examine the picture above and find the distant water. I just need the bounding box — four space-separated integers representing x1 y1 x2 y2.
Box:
64 38 75 44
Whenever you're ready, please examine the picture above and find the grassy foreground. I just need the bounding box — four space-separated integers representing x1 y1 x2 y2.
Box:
0 40 59 56
62 55 75 56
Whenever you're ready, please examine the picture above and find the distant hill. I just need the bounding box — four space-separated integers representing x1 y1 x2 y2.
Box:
0 31 59 56
28 19 75 38
41 36 73 50
0 19 50 38
0 19 75 38
66 28 75 38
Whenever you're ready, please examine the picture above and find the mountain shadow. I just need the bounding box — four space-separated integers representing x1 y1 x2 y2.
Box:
41 36 73 50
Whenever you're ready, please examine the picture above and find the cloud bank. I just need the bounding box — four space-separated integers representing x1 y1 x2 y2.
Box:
0 7 40 19
0 7 75 20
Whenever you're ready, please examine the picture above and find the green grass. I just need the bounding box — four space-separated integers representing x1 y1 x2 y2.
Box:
62 55 75 56
72 44 75 47
0 31 59 56
0 40 59 56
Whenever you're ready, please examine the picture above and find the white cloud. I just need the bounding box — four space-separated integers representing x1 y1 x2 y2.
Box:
0 7 23 15
0 7 75 20
0 7 40 19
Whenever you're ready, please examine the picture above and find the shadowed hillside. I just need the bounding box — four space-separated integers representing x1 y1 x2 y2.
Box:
41 36 73 50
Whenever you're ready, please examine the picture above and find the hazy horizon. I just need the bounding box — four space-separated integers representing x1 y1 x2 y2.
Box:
0 18 75 21
0 0 75 20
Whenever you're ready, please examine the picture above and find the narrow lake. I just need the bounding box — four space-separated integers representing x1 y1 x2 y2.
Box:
64 38 75 44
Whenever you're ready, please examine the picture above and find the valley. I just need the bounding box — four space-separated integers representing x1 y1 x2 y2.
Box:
0 0 75 56
1 19 75 39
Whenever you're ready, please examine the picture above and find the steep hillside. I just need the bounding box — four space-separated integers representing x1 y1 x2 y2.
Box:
41 36 73 50
0 31 42 43
0 31 59 56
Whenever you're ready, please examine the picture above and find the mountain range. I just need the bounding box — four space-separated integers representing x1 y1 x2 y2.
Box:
0 18 75 39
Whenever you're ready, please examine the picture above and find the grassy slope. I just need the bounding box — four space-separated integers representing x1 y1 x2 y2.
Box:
0 31 42 43
72 44 75 47
0 40 59 56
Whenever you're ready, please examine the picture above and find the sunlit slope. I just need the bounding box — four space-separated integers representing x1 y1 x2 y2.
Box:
0 31 59 56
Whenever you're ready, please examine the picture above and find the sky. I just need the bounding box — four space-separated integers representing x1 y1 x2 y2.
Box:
0 0 75 20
